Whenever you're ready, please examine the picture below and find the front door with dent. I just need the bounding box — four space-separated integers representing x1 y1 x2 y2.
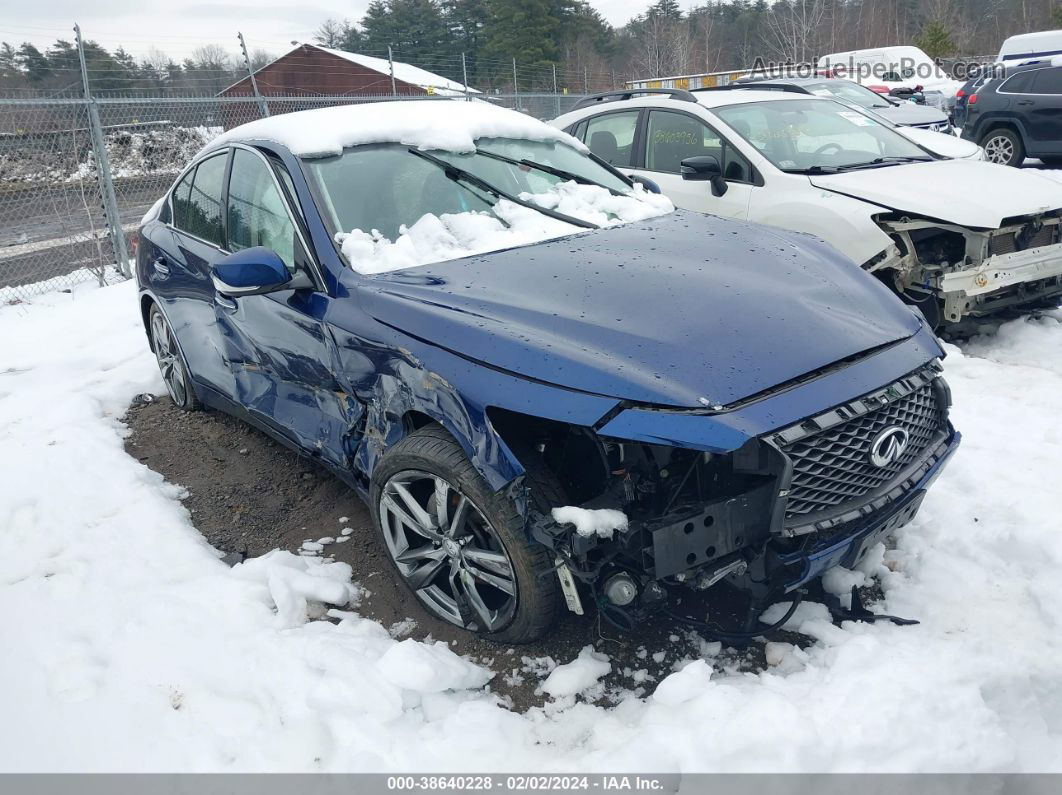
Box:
214 147 362 468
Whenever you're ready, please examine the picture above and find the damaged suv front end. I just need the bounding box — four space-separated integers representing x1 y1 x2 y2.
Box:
875 210 1062 327
805 160 1062 331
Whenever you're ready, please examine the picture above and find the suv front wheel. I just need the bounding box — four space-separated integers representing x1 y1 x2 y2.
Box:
981 127 1024 167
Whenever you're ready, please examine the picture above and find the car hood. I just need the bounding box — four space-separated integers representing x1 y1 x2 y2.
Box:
360 211 923 409
896 127 981 160
809 160 1062 228
874 103 947 126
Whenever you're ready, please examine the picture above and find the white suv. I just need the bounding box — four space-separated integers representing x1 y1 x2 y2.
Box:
552 89 1062 328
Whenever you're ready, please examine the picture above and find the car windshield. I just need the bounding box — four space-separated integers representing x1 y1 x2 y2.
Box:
304 137 631 241
803 80 892 109
714 99 933 173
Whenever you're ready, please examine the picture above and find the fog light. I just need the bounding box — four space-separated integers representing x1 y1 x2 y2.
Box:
603 573 638 606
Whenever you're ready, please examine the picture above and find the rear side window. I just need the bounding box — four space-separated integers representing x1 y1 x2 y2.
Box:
583 111 640 167
1031 67 1062 94
1001 70 1035 93
173 152 227 247
226 149 298 270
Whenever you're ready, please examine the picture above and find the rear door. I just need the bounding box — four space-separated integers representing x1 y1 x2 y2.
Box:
214 145 361 468
147 150 235 397
629 108 755 219
1027 67 1062 154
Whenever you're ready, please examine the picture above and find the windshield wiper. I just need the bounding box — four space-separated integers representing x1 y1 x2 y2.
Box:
407 148 598 229
789 156 934 175
475 149 628 197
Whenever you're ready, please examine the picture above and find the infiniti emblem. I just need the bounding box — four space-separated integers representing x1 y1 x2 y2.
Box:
869 426 909 468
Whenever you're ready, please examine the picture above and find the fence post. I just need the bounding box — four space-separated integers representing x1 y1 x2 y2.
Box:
583 66 588 94
388 46 397 96
238 32 269 118
74 23 130 280
552 64 560 117
512 58 519 107
462 53 470 101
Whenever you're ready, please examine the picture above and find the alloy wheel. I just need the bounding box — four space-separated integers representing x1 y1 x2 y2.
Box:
150 311 189 407
379 470 518 632
983 135 1014 165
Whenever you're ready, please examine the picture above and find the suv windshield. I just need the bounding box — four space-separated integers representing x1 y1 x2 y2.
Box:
305 137 631 241
803 80 892 110
715 99 933 173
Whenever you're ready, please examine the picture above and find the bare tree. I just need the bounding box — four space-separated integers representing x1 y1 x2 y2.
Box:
314 18 350 48
761 0 828 64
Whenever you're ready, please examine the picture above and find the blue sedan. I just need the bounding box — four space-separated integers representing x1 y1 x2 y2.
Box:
136 101 959 642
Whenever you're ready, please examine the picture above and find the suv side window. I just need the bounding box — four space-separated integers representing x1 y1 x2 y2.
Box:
172 152 227 247
227 148 298 271
1031 67 1062 94
582 111 640 167
644 110 753 183
1001 70 1035 93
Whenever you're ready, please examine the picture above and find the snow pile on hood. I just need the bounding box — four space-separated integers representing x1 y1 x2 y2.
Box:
208 100 585 159
338 183 673 275
5 281 1062 772
551 506 629 539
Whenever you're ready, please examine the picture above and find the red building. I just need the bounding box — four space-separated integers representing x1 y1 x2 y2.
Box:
220 43 475 99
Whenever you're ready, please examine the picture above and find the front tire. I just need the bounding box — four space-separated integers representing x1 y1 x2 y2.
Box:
149 304 201 411
981 127 1024 167
369 426 561 644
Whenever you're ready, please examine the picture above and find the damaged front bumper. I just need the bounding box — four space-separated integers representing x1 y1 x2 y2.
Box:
881 215 1062 325
527 349 960 631
938 243 1062 319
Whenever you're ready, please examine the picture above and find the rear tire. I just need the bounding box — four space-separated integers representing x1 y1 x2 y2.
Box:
369 425 561 644
980 127 1024 167
148 304 201 411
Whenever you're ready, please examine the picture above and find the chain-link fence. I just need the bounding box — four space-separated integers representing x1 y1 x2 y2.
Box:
0 92 590 302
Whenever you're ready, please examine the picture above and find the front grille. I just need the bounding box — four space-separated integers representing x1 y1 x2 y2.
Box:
779 379 945 522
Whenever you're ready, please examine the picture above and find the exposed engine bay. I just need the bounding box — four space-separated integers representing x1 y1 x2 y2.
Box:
871 211 1062 328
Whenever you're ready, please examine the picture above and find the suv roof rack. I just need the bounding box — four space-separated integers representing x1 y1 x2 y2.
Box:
692 83 807 94
571 88 698 111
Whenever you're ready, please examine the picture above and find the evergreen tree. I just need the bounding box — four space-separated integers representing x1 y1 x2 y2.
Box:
362 0 452 67
482 0 562 73
0 42 19 84
17 43 52 83
914 20 957 59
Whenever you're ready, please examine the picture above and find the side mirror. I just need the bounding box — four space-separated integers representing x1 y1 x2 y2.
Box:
210 247 308 297
628 174 662 194
680 155 728 197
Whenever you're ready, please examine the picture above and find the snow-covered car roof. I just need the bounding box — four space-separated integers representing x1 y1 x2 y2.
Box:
206 100 587 159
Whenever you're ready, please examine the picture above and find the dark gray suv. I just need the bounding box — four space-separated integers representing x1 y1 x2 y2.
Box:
960 62 1062 166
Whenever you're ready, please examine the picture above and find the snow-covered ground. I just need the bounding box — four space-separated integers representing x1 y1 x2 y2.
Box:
2 280 1062 772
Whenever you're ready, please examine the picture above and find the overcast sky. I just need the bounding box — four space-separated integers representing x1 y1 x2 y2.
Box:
2 0 656 61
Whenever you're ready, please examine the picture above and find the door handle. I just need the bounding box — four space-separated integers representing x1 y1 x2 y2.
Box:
152 256 170 276
1016 100 1034 106
214 294 237 312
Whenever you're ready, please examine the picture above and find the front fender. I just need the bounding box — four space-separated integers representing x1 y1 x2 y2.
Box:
755 191 893 267
328 324 619 492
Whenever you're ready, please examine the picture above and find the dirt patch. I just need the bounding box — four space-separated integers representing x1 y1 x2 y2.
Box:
124 396 800 710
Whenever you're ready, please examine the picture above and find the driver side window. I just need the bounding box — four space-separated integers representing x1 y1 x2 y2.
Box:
226 149 299 272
